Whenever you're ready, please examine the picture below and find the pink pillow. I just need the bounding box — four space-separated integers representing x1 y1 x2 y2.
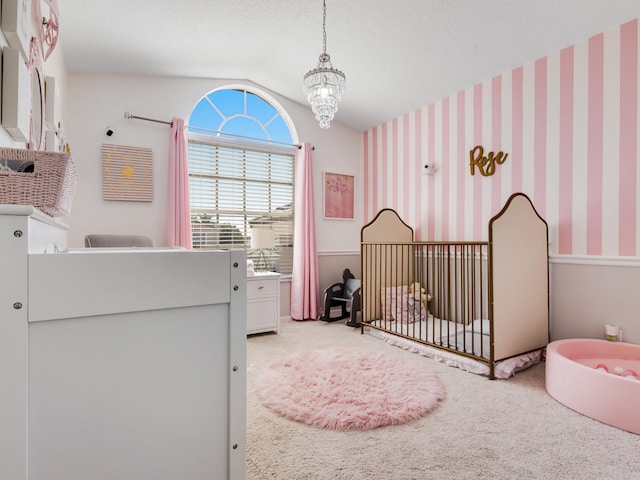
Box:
390 292 427 324
381 285 409 320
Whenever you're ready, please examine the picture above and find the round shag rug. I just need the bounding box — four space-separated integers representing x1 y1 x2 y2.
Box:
255 347 445 430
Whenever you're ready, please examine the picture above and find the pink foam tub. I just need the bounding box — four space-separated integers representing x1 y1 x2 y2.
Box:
546 339 640 435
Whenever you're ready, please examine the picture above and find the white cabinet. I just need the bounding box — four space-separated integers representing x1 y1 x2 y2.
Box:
0 206 246 480
247 272 281 334
0 206 68 480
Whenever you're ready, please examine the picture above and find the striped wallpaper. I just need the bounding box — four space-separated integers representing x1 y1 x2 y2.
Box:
364 19 639 257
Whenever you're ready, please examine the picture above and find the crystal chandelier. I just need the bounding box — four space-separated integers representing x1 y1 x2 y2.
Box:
303 0 346 129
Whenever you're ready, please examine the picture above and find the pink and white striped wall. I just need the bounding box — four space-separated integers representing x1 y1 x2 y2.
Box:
364 19 639 257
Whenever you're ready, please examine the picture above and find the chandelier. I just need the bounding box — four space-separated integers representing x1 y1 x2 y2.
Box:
303 0 346 129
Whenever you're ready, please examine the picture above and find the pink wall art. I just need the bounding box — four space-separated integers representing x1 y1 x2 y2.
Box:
324 172 354 220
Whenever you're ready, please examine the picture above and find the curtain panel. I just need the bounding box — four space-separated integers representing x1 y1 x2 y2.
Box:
290 143 319 320
167 118 192 248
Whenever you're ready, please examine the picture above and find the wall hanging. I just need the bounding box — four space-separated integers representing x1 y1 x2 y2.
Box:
102 144 153 202
469 145 508 177
28 36 45 150
323 172 354 219
1 46 31 142
2 0 31 58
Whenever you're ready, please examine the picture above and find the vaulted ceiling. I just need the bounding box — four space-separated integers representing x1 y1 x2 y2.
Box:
57 0 640 132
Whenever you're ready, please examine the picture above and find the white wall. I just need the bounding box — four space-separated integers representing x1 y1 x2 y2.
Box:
60 73 363 250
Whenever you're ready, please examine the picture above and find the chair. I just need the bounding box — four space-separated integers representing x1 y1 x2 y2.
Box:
84 234 155 248
319 268 361 326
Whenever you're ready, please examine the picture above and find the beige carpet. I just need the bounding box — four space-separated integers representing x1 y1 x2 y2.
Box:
247 319 640 480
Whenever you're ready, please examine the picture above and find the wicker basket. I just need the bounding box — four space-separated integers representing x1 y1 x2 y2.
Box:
0 147 78 217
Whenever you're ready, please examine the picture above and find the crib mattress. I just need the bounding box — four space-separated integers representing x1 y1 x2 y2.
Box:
369 316 464 344
448 329 491 358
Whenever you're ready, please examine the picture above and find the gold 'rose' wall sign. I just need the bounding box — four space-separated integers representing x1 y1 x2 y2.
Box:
469 145 508 176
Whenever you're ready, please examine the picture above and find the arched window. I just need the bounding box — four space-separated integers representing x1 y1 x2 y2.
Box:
189 88 293 144
187 87 296 275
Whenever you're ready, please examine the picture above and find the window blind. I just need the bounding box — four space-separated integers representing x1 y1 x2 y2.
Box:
188 136 295 275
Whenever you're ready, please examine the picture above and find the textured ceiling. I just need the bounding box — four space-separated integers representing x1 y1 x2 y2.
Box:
57 0 640 132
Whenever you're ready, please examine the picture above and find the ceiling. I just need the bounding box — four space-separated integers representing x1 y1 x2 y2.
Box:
56 0 640 132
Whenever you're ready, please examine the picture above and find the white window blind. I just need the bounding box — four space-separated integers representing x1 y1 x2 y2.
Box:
188 135 295 275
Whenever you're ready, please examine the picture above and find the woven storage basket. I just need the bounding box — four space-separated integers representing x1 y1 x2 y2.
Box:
0 147 78 217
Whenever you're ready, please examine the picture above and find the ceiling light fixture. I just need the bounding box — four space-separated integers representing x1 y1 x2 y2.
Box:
303 0 346 129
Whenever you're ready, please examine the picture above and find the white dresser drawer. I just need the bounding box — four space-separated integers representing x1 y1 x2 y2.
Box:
247 277 278 298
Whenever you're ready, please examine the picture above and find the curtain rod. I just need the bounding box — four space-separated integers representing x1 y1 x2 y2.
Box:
123 111 312 149
124 112 172 126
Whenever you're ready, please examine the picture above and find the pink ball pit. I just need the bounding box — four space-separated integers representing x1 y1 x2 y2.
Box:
546 339 640 435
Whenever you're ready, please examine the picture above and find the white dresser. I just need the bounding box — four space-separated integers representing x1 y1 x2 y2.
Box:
0 206 246 480
247 272 281 334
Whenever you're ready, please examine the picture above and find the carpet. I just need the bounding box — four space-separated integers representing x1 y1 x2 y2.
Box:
255 347 444 431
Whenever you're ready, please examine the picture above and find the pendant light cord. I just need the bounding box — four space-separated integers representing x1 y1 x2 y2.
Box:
322 0 327 54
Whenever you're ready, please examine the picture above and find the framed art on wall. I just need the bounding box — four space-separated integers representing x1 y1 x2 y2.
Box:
1 46 31 143
1 0 31 59
323 172 354 220
102 144 153 202
44 75 59 130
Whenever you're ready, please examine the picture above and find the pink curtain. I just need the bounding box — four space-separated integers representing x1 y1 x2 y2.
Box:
167 118 192 248
290 143 319 320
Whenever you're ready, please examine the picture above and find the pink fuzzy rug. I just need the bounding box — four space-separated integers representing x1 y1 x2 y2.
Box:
256 347 445 430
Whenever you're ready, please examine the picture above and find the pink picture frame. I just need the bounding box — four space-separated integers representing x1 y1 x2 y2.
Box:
323 172 354 220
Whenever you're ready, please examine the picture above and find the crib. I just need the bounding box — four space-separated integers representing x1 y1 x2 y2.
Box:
360 193 549 379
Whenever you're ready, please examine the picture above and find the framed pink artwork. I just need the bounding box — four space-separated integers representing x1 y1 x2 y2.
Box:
323 172 354 220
